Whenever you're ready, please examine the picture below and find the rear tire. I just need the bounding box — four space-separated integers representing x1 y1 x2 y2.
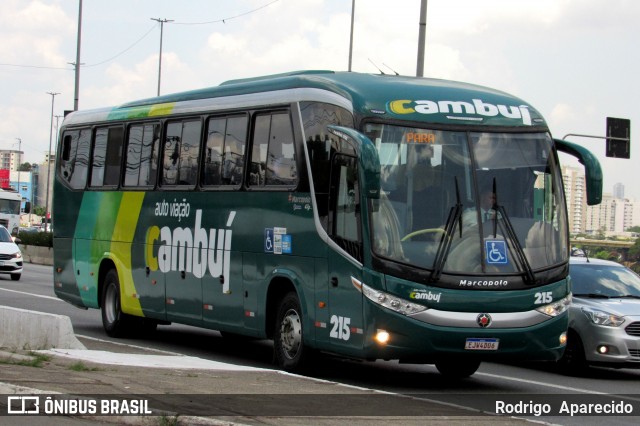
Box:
435 359 481 378
274 292 309 372
101 269 132 337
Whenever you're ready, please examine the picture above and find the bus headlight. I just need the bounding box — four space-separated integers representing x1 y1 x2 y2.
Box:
535 294 571 317
352 277 427 316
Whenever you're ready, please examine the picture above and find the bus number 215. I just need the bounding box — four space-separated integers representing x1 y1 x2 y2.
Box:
330 315 351 341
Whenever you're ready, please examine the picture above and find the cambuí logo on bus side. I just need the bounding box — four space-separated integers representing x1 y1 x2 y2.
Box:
144 198 236 294
387 98 533 125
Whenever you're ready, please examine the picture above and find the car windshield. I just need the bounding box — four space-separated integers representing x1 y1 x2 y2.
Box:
570 263 640 297
364 123 568 278
0 227 13 242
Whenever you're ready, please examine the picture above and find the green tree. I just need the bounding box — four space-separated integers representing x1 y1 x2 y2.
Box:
627 226 640 233
32 206 46 217
18 162 32 172
629 237 640 261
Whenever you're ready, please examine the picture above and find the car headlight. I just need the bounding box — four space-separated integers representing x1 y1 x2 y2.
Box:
12 252 22 259
352 277 428 316
535 294 572 317
581 306 625 327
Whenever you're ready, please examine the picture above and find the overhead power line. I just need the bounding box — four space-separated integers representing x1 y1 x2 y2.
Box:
0 0 281 72
172 0 280 25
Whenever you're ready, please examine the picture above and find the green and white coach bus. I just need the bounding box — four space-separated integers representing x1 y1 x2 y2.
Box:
53 70 602 377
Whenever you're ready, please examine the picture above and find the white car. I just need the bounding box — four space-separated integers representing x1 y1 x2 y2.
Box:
0 225 23 281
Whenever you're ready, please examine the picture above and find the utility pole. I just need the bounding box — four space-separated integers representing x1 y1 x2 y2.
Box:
348 0 355 72
416 0 428 77
74 0 83 110
151 18 174 96
45 92 59 232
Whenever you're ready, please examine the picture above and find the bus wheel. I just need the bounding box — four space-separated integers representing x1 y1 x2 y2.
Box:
101 269 130 337
558 330 587 373
274 292 307 371
435 359 481 378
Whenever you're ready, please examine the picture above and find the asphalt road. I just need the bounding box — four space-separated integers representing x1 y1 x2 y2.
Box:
2 263 640 425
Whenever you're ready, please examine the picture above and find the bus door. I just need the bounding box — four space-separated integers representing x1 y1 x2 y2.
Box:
326 154 364 353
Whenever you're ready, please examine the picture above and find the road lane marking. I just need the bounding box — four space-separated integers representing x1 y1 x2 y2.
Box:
0 287 62 301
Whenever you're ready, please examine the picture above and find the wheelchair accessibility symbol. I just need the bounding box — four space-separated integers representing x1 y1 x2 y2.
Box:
485 240 508 265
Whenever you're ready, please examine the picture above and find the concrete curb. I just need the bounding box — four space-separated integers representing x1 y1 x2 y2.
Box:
18 244 54 266
0 306 86 350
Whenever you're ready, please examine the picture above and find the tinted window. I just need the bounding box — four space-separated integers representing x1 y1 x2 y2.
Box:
60 129 91 189
329 155 362 261
162 120 201 186
90 126 124 187
203 116 247 187
124 123 160 187
250 113 297 187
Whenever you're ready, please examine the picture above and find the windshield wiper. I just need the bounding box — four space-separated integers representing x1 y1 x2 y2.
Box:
491 179 536 285
573 293 611 299
430 177 463 282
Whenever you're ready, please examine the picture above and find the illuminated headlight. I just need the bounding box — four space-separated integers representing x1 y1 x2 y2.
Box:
581 306 625 327
352 277 427 316
535 294 571 317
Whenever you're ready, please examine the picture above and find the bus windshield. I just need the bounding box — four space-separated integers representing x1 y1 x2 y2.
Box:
364 123 568 278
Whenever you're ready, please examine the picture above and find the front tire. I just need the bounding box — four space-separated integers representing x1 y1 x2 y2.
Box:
10 273 21 281
274 292 309 372
435 359 481 378
558 330 587 373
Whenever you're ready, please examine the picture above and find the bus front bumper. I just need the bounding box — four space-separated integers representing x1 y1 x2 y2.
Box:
361 302 568 363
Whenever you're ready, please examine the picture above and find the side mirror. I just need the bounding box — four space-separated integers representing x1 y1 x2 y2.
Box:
555 139 602 205
23 201 31 214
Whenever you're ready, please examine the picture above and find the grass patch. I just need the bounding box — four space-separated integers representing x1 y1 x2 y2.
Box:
68 361 101 372
7 352 52 368
158 415 180 426
19 352 51 368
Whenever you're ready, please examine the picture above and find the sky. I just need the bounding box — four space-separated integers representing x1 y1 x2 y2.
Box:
1 0 638 198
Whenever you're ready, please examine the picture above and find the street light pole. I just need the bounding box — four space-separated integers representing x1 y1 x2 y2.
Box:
74 0 83 111
44 91 59 233
15 138 21 200
151 18 173 96
416 0 428 77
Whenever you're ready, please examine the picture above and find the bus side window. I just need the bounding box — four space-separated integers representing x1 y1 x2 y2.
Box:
250 112 297 187
90 126 123 188
162 120 201 187
60 129 90 189
329 155 362 262
124 123 159 187
202 115 247 187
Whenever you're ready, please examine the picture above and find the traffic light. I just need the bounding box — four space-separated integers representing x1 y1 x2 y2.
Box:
606 117 630 158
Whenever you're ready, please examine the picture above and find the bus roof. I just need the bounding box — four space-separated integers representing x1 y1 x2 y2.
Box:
63 70 546 129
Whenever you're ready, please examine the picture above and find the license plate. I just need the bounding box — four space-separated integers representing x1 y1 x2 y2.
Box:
465 338 499 350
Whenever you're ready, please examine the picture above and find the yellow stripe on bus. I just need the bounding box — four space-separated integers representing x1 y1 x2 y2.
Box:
149 102 175 116
111 192 145 317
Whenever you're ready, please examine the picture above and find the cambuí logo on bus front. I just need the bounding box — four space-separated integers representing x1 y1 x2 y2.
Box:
387 98 533 125
145 199 236 293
